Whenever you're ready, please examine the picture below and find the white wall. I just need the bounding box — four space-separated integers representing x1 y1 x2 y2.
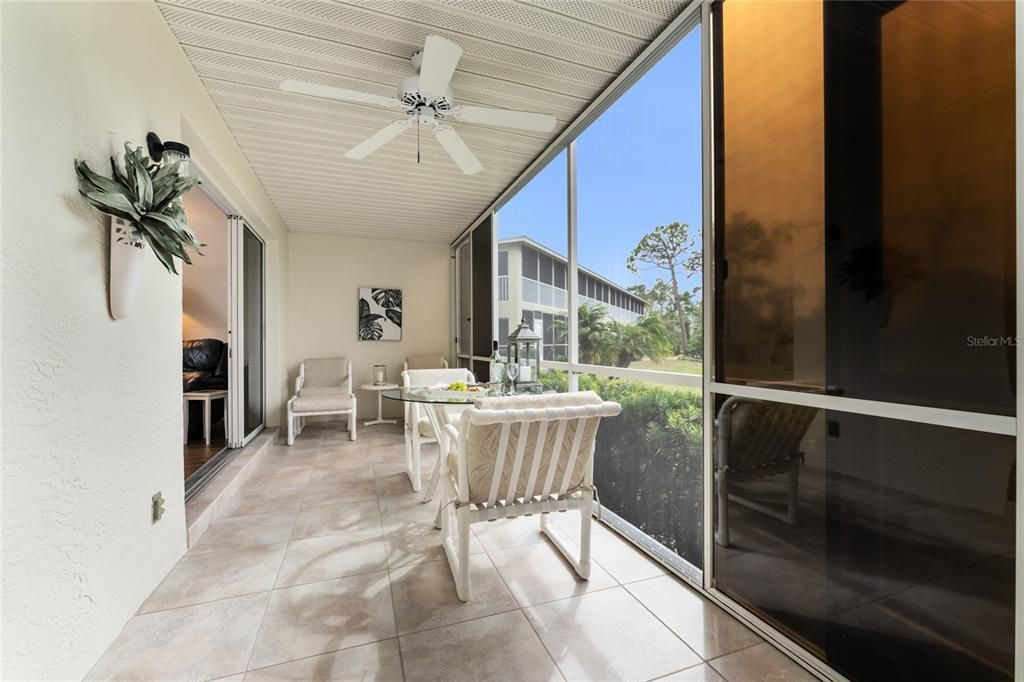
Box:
288 233 451 420
182 187 228 342
0 3 289 679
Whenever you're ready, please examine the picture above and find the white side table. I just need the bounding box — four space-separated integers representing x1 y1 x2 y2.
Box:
183 389 228 445
360 383 399 426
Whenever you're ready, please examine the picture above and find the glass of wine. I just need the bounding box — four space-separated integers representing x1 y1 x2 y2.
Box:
505 362 520 395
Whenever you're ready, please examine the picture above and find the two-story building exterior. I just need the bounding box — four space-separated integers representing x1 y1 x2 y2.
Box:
498 236 646 361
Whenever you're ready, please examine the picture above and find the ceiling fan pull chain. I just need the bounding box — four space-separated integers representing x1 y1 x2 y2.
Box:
416 110 421 165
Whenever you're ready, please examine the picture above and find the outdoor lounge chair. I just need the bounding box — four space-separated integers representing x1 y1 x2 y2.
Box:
714 396 817 546
287 357 357 445
440 391 621 601
402 367 475 494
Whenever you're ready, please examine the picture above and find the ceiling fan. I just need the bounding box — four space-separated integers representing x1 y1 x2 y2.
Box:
279 35 556 176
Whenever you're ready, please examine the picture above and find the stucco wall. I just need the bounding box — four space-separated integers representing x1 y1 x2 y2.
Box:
0 2 289 679
287 232 451 421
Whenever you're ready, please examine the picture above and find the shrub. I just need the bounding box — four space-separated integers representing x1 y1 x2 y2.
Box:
538 370 704 566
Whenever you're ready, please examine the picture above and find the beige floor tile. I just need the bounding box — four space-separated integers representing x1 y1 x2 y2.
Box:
246 466 315 489
276 534 388 587
292 500 381 540
374 468 418 497
140 544 286 613
400 610 560 682
525 587 701 681
389 554 518 634
302 478 378 508
213 674 246 682
655 663 728 681
86 592 269 681
627 575 762 660
709 642 816 681
472 515 546 552
378 493 485 567
588 523 667 584
488 539 618 606
249 571 396 670
190 512 297 555
243 640 403 681
225 485 306 518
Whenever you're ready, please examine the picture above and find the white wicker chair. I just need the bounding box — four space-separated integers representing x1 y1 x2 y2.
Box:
440 391 621 601
402 367 475 495
286 358 357 445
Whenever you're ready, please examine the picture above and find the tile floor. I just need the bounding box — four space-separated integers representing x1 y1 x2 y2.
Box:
88 423 815 682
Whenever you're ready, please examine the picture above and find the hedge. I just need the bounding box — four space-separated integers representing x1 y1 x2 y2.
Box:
539 370 704 566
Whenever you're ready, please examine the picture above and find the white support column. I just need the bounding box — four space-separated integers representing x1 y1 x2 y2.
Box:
567 141 580 393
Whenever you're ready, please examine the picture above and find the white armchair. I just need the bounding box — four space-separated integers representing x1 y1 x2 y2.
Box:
286 357 357 445
440 391 621 601
402 367 475 495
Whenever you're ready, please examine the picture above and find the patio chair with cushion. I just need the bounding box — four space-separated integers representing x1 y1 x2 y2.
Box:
440 390 621 601
714 396 818 546
287 357 357 445
402 367 475 494
403 353 449 371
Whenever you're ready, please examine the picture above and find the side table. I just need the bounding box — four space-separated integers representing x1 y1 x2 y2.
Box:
360 383 399 426
183 389 228 445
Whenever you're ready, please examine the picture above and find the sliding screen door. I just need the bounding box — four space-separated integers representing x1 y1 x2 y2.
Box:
711 2 1016 679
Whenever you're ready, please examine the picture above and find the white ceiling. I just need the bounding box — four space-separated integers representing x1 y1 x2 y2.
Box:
158 0 686 242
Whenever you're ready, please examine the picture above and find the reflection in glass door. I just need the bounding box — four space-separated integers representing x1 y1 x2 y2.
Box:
229 218 265 447
242 226 264 437
710 1 1016 679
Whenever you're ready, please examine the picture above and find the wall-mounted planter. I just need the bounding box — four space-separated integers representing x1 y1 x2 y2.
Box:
109 218 145 320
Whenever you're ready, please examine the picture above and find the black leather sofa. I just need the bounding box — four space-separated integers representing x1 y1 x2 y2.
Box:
183 339 228 441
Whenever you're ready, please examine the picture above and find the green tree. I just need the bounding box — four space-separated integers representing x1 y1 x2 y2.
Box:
558 304 671 367
627 222 702 349
609 315 671 367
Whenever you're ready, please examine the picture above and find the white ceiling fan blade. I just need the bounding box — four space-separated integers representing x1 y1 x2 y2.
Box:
418 35 462 96
433 125 483 175
345 120 411 160
453 105 556 132
280 79 401 109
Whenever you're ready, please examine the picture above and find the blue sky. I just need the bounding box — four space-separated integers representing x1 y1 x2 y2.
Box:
497 28 702 294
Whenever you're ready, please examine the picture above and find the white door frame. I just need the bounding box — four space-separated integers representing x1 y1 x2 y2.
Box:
228 217 267 448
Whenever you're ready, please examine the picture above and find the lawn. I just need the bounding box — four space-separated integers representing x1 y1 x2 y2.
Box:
629 356 703 375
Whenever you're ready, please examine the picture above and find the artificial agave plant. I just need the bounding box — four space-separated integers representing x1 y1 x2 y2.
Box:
74 143 203 274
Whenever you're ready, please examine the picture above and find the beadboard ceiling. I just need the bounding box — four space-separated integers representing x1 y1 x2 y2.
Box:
158 0 686 242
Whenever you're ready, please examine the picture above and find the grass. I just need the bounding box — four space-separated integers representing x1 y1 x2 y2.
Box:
629 356 703 375
620 356 703 395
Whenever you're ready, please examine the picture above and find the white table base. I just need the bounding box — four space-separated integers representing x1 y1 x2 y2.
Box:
365 389 398 427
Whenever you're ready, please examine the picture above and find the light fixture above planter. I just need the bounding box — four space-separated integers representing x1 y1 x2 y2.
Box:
146 132 191 175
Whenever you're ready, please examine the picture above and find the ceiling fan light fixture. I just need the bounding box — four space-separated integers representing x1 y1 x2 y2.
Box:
278 34 555 174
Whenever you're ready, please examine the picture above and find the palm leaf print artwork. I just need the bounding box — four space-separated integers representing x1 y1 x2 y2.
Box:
358 287 402 341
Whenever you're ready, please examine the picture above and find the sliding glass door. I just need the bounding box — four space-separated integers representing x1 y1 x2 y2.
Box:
229 218 265 447
710 1 1016 678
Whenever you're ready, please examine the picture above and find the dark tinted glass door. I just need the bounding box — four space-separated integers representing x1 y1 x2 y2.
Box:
715 0 1016 416
713 1 1016 679
242 226 264 436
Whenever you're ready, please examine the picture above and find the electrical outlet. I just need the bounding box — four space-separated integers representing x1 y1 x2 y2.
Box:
152 491 165 524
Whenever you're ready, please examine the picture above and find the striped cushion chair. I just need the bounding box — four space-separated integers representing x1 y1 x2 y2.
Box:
439 391 621 601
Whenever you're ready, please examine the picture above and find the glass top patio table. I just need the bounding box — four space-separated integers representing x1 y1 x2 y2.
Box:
381 386 493 405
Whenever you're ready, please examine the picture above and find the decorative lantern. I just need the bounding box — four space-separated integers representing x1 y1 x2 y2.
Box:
372 364 387 385
507 317 542 390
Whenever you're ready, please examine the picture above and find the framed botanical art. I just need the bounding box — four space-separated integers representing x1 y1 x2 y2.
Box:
358 287 402 341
